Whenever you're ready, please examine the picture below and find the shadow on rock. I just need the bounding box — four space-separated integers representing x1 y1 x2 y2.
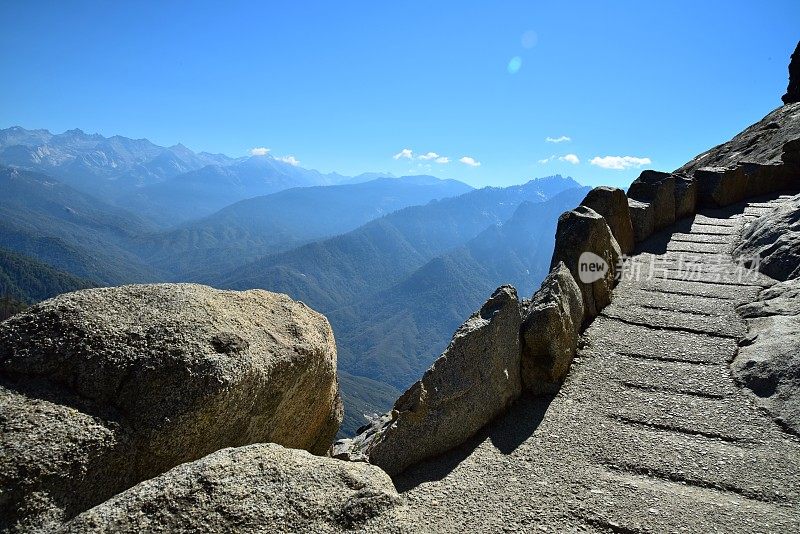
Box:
393 393 554 492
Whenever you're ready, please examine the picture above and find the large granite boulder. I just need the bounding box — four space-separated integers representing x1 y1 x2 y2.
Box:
782 41 800 105
580 186 635 254
0 284 342 531
735 280 800 435
734 193 800 281
62 443 400 533
627 170 676 230
333 286 523 475
551 207 622 321
520 263 584 394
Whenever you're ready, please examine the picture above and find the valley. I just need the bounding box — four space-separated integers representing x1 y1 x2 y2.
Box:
0 127 585 435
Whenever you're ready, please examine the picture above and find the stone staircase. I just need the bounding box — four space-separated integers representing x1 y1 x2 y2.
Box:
385 193 800 533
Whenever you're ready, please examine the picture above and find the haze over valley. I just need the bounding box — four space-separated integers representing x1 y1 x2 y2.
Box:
0 126 588 434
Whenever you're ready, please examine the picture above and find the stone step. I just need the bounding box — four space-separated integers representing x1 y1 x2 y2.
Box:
610 388 775 444
609 356 734 398
610 289 736 317
670 232 731 244
602 304 745 338
632 251 740 269
592 423 800 504
646 269 773 287
666 241 732 254
692 215 739 227
638 277 761 302
688 223 739 235
583 316 738 365
743 207 773 216
572 466 800 534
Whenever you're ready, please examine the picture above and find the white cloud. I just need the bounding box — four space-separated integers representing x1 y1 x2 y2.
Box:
538 153 579 164
545 136 571 144
394 149 450 164
250 147 270 156
459 156 481 167
276 155 300 166
589 155 651 170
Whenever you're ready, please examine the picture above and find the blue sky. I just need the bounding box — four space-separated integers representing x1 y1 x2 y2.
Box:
1 1 798 188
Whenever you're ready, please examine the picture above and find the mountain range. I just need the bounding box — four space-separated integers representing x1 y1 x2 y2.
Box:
0 126 396 226
0 126 587 436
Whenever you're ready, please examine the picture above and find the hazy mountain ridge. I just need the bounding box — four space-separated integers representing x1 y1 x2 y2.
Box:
0 166 163 284
0 126 232 202
0 126 400 227
331 186 590 394
0 146 584 438
136 176 472 279
216 176 581 312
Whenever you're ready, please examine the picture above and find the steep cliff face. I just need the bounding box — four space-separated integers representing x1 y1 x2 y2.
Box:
0 284 342 531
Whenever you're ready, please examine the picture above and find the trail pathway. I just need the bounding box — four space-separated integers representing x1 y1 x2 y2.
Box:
381 193 800 533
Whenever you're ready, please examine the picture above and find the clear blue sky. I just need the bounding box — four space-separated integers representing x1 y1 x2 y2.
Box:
1 1 797 187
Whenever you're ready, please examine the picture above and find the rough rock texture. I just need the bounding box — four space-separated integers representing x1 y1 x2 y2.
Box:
333 286 523 476
580 186 635 254
674 173 698 219
734 193 800 280
735 280 800 435
520 263 584 394
0 284 342 531
0 386 121 533
361 196 800 534
627 170 676 230
628 198 654 243
550 206 621 321
677 102 800 174
673 102 800 209
782 41 800 105
62 443 401 533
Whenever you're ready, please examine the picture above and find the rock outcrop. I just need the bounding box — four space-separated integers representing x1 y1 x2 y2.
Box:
667 101 800 213
62 443 400 533
580 186 635 254
0 284 342 531
733 194 800 435
333 286 522 475
674 173 698 219
550 206 621 321
734 193 800 280
520 263 584 394
677 103 800 175
627 198 654 243
735 280 800 435
783 41 800 105
627 170 677 230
